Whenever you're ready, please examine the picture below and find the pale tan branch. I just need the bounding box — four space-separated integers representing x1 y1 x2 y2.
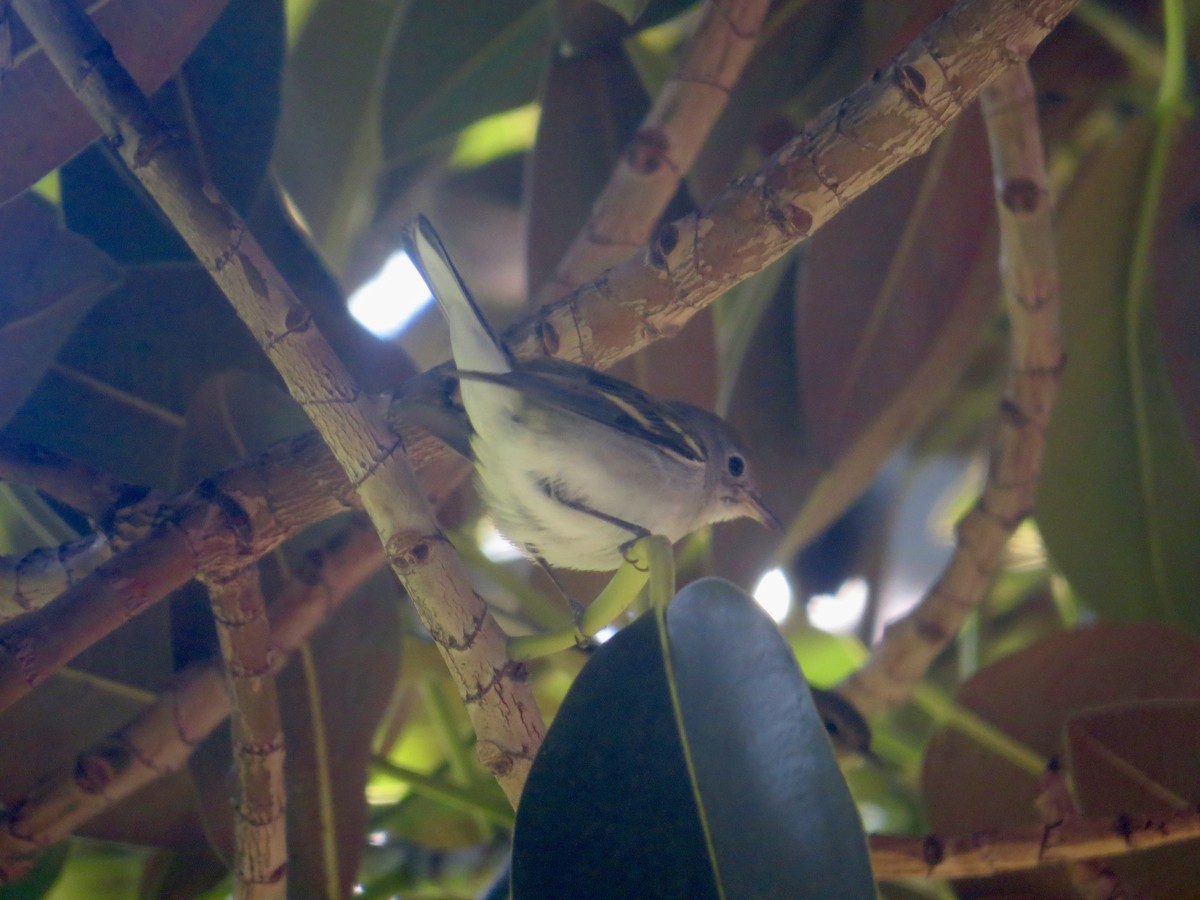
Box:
12 0 543 805
0 433 147 524
869 807 1200 881
537 0 771 302
507 0 1078 371
0 534 112 625
0 432 356 714
1036 764 1147 899
0 519 381 874
201 567 287 900
0 0 1077 794
838 62 1065 715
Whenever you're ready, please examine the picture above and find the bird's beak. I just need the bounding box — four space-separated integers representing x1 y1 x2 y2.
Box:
742 491 782 531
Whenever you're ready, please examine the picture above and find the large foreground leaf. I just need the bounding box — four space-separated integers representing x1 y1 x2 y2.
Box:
512 578 873 899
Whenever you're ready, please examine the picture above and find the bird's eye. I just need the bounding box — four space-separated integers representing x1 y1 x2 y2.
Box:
727 454 745 478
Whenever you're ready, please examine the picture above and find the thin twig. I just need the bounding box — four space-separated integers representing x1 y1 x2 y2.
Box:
202 567 287 899
869 806 1200 881
1036 763 1147 899
0 433 149 523
536 0 771 302
11 0 544 806
0 518 381 875
838 62 1065 716
0 534 111 624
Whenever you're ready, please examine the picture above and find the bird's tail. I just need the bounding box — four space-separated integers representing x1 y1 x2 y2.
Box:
404 215 512 375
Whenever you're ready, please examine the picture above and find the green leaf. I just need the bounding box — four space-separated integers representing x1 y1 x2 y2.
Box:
512 578 874 899
380 0 551 166
0 843 68 899
0 196 121 429
591 0 650 24
0 0 229 204
60 0 285 266
1038 118 1200 629
274 0 399 263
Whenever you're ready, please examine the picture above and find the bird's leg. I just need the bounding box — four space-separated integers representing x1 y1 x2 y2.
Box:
507 535 674 661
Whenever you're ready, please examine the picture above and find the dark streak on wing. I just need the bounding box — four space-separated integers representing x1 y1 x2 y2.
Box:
455 358 708 464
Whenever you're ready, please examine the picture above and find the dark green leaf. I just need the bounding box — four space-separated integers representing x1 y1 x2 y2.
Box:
1039 118 1200 630
0 0 229 204
274 0 400 259
380 0 551 166
0 197 121 429
60 0 285 266
512 578 874 899
0 842 68 899
590 0 650 24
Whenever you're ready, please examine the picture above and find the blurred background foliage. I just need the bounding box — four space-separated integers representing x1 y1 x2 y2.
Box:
1 0 1200 896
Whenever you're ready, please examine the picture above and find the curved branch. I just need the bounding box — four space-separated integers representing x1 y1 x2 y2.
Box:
838 61 1065 716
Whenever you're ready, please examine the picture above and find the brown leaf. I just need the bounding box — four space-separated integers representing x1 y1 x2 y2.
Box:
1066 699 1200 899
525 44 649 296
922 622 1200 898
0 0 230 203
784 108 999 552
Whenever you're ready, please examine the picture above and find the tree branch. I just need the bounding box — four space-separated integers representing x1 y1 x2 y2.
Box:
201 566 287 900
537 0 771 302
11 0 544 806
838 61 1065 716
507 0 1078 370
0 518 382 877
869 807 1200 881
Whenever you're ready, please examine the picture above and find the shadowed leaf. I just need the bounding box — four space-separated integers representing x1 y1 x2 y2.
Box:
922 622 1200 898
60 0 285 267
782 110 999 555
380 0 551 165
0 0 230 204
0 197 121 429
4 263 274 489
525 44 649 295
273 0 399 260
1066 699 1200 899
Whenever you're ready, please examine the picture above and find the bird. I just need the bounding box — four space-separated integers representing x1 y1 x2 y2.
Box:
403 215 778 573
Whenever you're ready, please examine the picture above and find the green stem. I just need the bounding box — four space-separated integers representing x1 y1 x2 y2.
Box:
370 758 516 828
911 683 1046 777
1124 0 1187 624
